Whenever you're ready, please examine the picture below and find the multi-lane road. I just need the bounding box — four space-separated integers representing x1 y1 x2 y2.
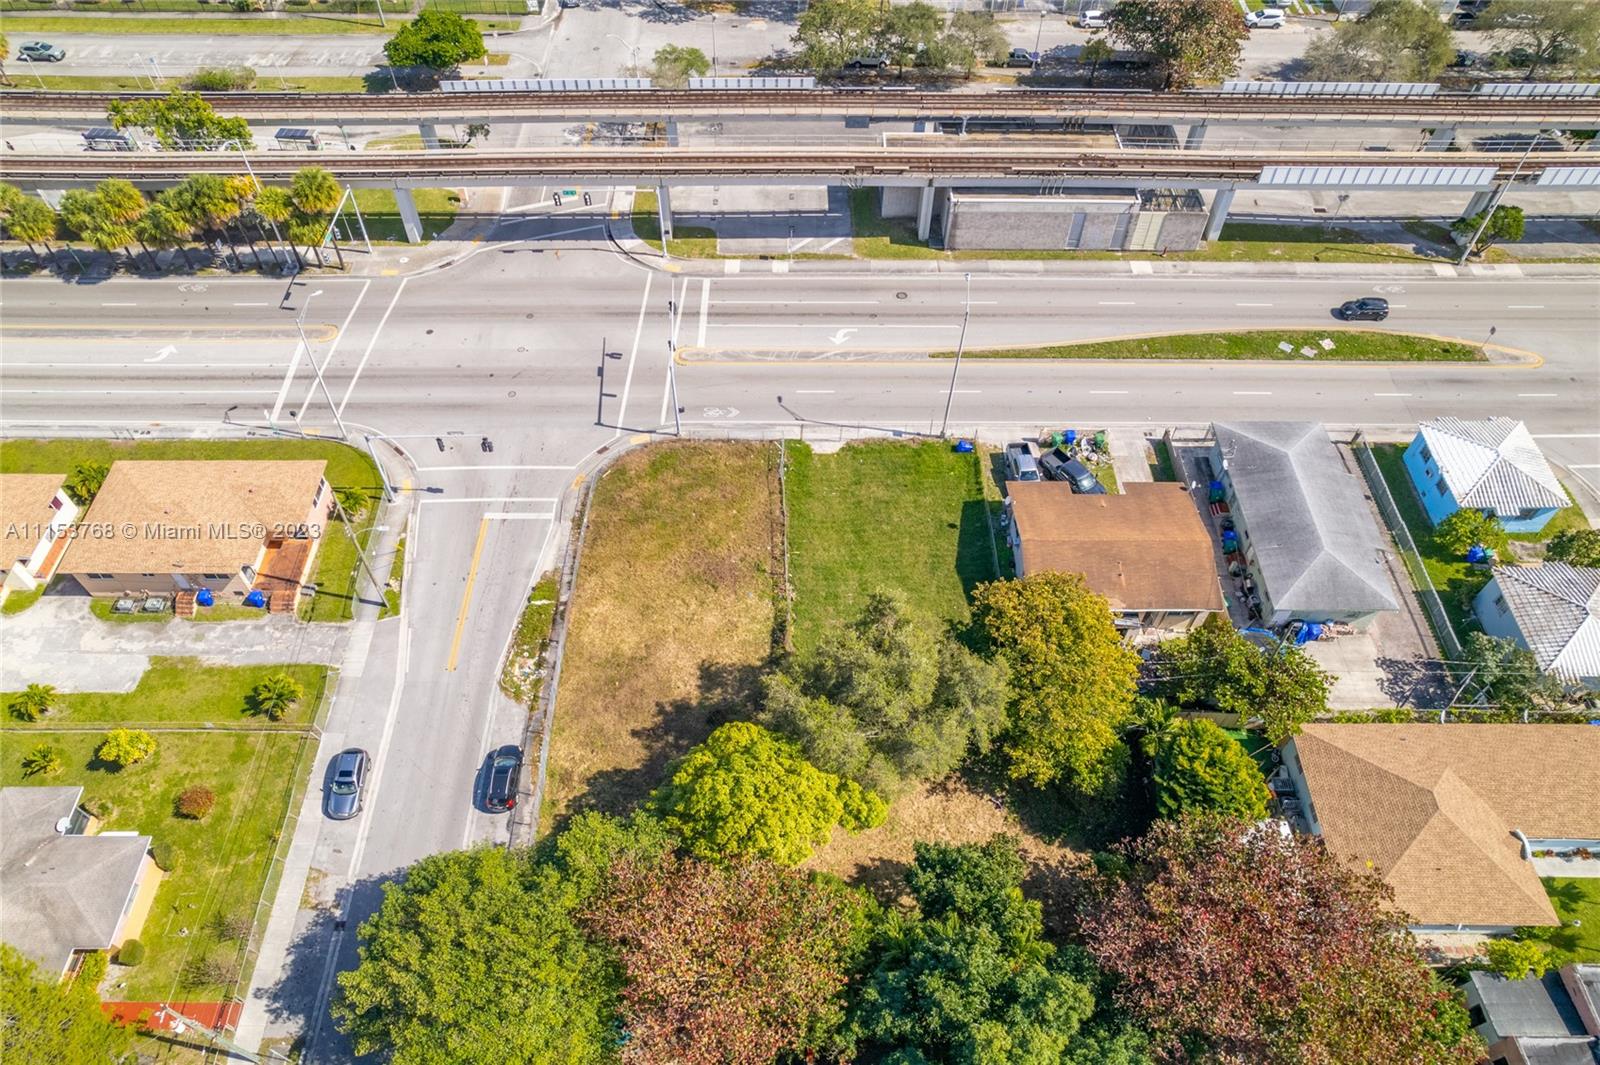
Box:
2 209 1596 1059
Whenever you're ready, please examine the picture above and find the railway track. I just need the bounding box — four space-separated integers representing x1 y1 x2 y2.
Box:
4 88 1599 126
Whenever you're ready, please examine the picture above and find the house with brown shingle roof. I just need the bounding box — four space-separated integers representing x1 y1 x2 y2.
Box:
59 460 331 605
1005 481 1224 634
1281 724 1600 933
0 473 78 603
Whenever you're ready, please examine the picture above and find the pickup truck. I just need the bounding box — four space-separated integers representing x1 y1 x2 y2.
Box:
1004 441 1042 482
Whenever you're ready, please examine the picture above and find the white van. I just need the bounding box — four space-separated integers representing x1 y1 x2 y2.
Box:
1079 9 1108 28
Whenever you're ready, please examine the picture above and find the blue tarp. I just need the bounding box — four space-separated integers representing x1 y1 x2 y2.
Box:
953 439 975 454
1466 544 1490 563
1293 622 1323 644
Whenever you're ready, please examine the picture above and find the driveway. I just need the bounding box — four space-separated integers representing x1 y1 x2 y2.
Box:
0 597 348 693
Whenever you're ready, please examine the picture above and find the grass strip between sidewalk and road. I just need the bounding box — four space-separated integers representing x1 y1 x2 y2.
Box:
0 73 373 92
935 330 1487 363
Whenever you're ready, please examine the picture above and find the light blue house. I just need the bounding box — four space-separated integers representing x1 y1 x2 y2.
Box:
1474 562 1600 689
1401 417 1567 533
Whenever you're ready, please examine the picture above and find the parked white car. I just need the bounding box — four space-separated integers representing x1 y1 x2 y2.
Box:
1079 9 1108 28
1246 9 1285 28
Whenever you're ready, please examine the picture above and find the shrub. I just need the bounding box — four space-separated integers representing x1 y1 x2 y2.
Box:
150 842 177 872
97 729 158 768
64 461 110 506
1482 938 1550 981
116 939 145 966
175 785 216 820
11 682 58 722
76 951 109 989
1435 507 1509 556
20 743 64 778
248 674 304 721
186 66 257 91
1547 528 1600 568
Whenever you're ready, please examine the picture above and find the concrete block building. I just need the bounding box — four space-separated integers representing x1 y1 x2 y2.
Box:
880 187 1208 252
1402 417 1568 533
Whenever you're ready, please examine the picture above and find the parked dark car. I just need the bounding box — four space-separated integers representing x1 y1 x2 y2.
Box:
1004 48 1037 68
19 41 66 62
483 745 522 812
1339 297 1390 322
1041 449 1109 495
325 748 370 820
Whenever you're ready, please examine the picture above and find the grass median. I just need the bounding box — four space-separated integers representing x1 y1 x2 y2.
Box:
934 329 1486 363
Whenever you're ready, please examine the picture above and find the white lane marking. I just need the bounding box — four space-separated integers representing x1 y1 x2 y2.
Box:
337 278 399 416
1569 464 1600 470
1235 302 1274 307
1373 392 1413 397
795 389 835 394
416 496 559 504
708 322 959 330
482 512 556 520
612 272 654 436
3 387 279 395
1089 389 1130 394
527 223 608 240
291 278 373 418
414 464 575 472
1506 304 1546 309
1097 300 1137 306
1233 390 1273 396
233 301 269 307
1516 392 1559 397
714 299 881 305
101 301 138 307
696 278 711 348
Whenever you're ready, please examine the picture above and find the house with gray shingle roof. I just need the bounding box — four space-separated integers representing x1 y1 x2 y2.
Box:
0 786 161 977
1402 416 1568 534
1475 562 1600 688
1209 422 1399 628
1463 965 1600 1065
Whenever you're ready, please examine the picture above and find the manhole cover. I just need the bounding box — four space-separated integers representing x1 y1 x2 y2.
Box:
895 291 908 300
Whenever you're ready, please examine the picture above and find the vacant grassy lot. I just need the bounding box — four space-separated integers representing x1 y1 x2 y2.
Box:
0 729 307 999
940 330 1484 363
785 440 995 650
1544 877 1600 967
4 659 328 728
546 442 779 828
352 188 461 243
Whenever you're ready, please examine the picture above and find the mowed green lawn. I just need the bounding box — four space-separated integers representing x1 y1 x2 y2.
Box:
0 438 384 623
0 729 309 999
1543 877 1600 967
4 659 328 728
784 440 995 650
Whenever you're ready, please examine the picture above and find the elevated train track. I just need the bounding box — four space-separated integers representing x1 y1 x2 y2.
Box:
4 87 1600 128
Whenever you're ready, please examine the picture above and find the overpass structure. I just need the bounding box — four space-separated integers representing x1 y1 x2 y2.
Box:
6 143 1596 242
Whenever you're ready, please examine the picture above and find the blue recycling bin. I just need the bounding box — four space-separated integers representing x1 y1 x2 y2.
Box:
195 588 215 607
953 439 975 454
244 590 267 609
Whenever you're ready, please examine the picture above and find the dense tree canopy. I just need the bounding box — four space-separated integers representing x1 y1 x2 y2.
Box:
1452 205 1527 259
1458 632 1576 720
107 90 252 150
653 720 886 865
1434 507 1511 555
0 944 133 1065
1146 614 1328 745
760 591 1008 796
383 9 487 71
1144 716 1269 821
846 837 1099 1062
333 846 618 1064
1106 0 1246 89
1483 0 1600 78
792 0 882 71
1547 527 1600 568
648 44 710 87
584 852 863 1064
973 573 1140 793
1076 815 1483 1064
1300 0 1454 82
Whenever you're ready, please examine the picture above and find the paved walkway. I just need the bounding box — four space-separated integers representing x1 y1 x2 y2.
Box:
0 597 348 692
1106 429 1155 488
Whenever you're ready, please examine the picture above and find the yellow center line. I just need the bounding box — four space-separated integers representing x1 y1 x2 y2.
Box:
445 516 491 672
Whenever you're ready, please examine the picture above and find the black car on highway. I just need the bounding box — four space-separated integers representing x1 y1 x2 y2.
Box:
1339 297 1390 322
483 745 522 812
325 748 370 820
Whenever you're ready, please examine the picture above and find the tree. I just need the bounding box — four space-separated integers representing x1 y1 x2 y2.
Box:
1434 506 1510 555
1076 814 1484 1064
793 0 883 72
249 674 304 721
649 43 710 87
1483 0 1600 79
878 1 944 72
290 167 346 268
654 721 886 865
759 591 1008 797
1458 632 1572 720
160 175 246 263
63 461 109 505
845 836 1099 1061
0 31 11 87
383 9 487 72
971 573 1140 792
21 742 64 778
1300 0 1455 82
1147 614 1329 745
96 729 158 768
945 11 1010 70
5 197 59 259
252 185 298 267
0 943 133 1065
1481 938 1552 981
175 785 217 819
10 682 58 723
1106 0 1246 90
107 90 252 150
1547 527 1600 568
333 485 369 520
583 852 862 1064
133 202 191 271
1145 717 1269 821
1452 205 1526 259
1080 37 1115 86
334 846 617 1065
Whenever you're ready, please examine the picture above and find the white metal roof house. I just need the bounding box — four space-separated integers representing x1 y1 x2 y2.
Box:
1209 422 1399 628
1402 417 1568 534
1475 562 1600 688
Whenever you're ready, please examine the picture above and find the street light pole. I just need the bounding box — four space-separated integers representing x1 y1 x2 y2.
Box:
938 273 972 439
710 14 718 76
221 138 291 272
666 300 683 436
1457 129 1541 267
603 33 641 74
295 289 350 440
1033 9 1045 59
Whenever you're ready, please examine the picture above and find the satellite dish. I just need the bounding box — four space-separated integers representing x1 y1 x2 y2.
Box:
54 816 72 835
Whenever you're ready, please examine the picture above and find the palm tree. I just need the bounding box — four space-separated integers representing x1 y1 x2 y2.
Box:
3 197 57 263
133 201 190 272
96 178 150 269
253 185 299 269
288 216 329 268
55 189 102 273
290 168 346 269
11 683 58 722
249 674 304 721
164 175 245 266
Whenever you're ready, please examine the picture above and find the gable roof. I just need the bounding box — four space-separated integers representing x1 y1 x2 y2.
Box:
0 786 151 975
1491 563 1600 680
1292 725 1600 928
1007 481 1224 612
1420 417 1568 516
61 460 326 576
0 473 69 570
1212 422 1398 616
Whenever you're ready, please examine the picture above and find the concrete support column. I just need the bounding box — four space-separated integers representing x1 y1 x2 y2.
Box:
1184 123 1208 150
1424 126 1457 151
393 187 423 244
915 185 935 242
1583 133 1600 151
656 184 674 242
419 122 442 150
665 119 680 147
1463 189 1495 218
1204 188 1235 241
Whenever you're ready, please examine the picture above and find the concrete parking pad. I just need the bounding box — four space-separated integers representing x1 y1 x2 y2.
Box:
0 597 348 693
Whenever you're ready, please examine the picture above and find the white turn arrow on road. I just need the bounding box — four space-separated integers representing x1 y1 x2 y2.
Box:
145 345 178 363
828 328 857 345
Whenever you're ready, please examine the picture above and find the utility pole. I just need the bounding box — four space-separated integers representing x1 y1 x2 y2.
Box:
938 273 973 439
666 298 683 435
295 289 350 440
1457 129 1541 267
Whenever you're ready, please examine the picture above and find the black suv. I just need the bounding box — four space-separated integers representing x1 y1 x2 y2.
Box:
1040 448 1108 494
1339 297 1389 322
483 745 522 812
